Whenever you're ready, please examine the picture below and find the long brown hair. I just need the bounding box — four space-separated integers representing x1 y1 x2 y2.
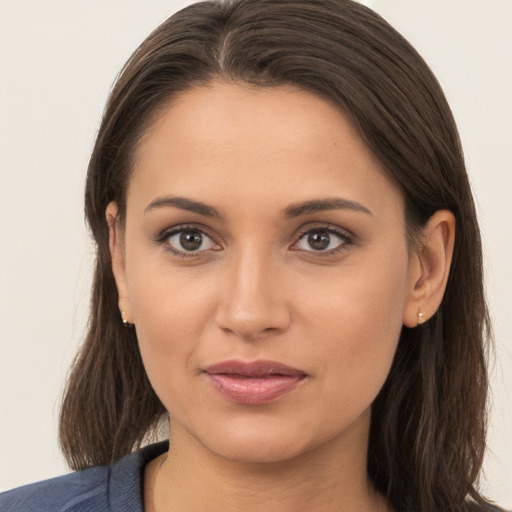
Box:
59 1 494 510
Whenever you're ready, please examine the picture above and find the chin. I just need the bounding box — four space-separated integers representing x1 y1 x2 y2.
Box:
209 436 309 465
189 415 325 465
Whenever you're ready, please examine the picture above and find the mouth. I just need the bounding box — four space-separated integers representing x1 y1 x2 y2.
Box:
203 359 307 405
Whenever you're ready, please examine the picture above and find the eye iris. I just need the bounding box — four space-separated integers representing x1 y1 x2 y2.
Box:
179 230 203 251
307 231 331 250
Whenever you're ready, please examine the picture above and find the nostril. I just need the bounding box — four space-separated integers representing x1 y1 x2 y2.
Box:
219 324 282 342
213 279 292 340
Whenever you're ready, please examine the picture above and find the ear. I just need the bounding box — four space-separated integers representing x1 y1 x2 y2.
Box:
106 201 134 325
403 210 456 328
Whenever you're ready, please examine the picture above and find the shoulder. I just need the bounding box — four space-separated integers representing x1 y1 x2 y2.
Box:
0 466 109 512
0 441 168 512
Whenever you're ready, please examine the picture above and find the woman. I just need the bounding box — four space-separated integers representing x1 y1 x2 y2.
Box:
0 0 504 511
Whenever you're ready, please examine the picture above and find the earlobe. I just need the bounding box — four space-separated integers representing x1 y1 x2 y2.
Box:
403 210 456 328
106 202 134 325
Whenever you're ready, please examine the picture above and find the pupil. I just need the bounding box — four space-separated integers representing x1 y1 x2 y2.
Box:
308 231 330 250
180 231 203 251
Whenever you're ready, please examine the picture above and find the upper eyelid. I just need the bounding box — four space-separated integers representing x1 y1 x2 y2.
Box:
289 224 355 256
294 223 354 241
156 226 221 257
157 223 217 241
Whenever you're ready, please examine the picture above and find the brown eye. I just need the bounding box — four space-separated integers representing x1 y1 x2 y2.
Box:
307 231 331 251
166 229 217 253
180 230 203 251
295 228 349 253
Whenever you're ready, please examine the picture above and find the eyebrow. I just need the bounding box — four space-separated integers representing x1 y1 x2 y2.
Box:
282 198 373 218
144 196 224 218
144 195 372 219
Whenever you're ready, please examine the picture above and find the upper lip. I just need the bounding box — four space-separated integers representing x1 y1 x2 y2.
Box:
203 359 306 378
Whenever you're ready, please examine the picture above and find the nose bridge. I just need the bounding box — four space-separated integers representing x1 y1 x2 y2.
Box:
215 241 289 339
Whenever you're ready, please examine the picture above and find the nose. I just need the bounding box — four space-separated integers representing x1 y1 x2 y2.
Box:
214 247 291 341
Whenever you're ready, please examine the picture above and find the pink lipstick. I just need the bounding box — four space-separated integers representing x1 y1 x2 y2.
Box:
203 360 307 405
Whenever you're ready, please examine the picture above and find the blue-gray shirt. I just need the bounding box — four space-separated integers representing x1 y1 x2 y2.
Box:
0 442 168 512
2 441 507 512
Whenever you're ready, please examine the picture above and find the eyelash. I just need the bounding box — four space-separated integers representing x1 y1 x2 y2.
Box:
292 223 354 256
154 223 354 258
154 224 220 259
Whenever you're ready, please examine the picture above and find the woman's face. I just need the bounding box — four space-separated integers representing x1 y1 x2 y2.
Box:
111 82 419 464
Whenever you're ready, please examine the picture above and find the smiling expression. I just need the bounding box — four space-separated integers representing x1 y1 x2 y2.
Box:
110 81 418 464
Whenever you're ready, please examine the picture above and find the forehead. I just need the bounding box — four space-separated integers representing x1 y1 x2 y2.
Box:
137 81 364 164
129 81 403 216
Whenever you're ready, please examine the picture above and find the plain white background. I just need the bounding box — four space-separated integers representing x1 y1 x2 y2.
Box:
1 0 511 506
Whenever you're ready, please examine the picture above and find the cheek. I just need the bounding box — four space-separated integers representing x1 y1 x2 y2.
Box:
302 249 409 408
125 259 218 398
127 246 217 330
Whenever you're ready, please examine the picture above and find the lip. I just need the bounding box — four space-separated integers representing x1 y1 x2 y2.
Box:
203 359 307 405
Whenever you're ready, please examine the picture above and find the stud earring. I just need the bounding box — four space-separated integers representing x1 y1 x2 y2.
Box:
121 310 129 325
417 311 425 325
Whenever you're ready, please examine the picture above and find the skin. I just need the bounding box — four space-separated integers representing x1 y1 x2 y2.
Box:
107 82 455 512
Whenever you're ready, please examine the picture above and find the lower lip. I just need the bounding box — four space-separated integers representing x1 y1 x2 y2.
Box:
206 374 305 405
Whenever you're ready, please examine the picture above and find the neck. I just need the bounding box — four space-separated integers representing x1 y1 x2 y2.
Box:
146 412 389 512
